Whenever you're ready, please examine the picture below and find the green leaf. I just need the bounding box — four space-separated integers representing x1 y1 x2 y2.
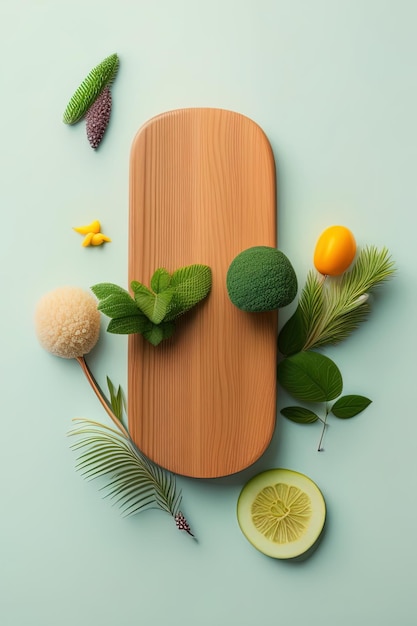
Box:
63 53 119 124
130 280 153 298
142 321 175 346
331 395 372 418
278 305 307 356
96 293 140 319
165 264 212 320
131 281 174 324
281 406 319 423
68 419 183 519
92 282 132 301
107 315 151 335
106 377 125 422
151 268 172 293
278 351 343 402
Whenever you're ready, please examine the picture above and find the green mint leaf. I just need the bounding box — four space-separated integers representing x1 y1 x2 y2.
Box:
278 350 343 402
92 283 140 318
165 264 212 320
142 321 176 346
107 315 151 335
91 282 132 300
278 305 308 356
281 406 319 424
96 293 140 319
331 395 372 418
151 268 172 293
130 280 153 297
131 280 174 324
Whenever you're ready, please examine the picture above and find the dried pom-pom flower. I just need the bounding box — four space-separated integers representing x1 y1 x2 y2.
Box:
35 286 196 538
35 286 130 437
86 86 112 149
35 286 100 359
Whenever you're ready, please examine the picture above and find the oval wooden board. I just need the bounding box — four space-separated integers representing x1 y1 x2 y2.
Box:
128 108 277 478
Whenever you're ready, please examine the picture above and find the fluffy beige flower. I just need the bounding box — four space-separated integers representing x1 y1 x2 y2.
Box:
35 286 100 359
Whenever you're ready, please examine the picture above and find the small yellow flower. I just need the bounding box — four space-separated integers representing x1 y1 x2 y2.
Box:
73 219 101 235
90 233 112 246
73 220 111 247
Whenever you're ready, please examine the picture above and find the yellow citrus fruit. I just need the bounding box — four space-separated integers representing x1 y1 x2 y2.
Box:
237 468 326 560
313 225 356 276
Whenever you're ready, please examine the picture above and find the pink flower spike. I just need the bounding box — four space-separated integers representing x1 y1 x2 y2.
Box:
85 86 112 149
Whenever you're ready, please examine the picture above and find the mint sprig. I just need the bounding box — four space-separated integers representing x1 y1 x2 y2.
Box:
92 264 212 346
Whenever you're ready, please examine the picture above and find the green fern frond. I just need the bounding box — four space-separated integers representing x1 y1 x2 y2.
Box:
301 246 395 350
339 245 395 300
68 419 183 520
299 270 324 333
63 53 119 125
278 245 395 354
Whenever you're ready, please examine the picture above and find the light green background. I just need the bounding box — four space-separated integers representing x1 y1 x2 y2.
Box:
1 1 415 624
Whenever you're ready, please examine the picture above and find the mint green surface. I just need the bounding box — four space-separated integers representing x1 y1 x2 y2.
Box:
1 1 415 624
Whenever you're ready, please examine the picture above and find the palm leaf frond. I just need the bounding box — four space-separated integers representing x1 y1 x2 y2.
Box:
68 419 183 520
296 246 395 351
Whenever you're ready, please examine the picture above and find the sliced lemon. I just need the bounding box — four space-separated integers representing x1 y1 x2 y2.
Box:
237 468 326 560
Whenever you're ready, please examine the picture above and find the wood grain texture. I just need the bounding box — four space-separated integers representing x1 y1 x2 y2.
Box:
128 108 277 478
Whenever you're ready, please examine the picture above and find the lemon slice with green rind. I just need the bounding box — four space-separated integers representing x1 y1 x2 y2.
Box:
237 468 326 560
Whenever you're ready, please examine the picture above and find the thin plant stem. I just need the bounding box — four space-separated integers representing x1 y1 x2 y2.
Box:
76 356 130 440
72 359 195 537
317 404 330 452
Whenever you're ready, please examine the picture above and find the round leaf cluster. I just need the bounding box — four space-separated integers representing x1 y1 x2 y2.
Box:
226 246 297 312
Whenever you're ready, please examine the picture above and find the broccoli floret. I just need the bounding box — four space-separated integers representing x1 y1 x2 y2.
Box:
226 246 297 312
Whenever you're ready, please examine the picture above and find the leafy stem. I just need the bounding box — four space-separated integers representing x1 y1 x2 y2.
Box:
278 351 372 450
279 246 395 355
69 368 195 537
92 264 212 346
76 355 130 439
317 403 330 452
277 244 395 450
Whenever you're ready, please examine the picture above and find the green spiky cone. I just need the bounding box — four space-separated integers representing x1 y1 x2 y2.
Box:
63 53 119 125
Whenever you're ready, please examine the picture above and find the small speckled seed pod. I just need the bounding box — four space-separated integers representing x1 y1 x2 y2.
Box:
86 86 112 149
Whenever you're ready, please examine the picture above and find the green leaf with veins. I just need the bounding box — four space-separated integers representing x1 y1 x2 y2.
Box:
151 268 172 293
142 321 176 346
96 293 140 319
91 264 211 346
331 395 372 418
91 282 135 303
107 315 151 335
165 264 212 320
131 280 175 324
106 377 126 423
278 304 308 356
280 406 319 423
278 350 343 402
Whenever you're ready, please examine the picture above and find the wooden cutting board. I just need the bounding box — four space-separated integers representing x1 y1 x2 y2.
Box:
128 108 277 478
